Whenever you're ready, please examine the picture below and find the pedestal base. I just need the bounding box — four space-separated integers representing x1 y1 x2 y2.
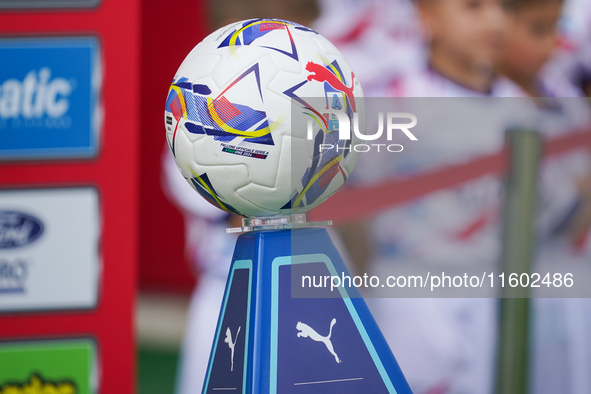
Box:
202 227 412 393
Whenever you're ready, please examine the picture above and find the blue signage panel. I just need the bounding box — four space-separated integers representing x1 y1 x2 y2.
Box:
203 228 411 393
0 36 101 160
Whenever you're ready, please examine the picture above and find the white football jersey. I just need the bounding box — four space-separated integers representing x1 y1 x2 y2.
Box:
314 0 426 95
365 66 590 394
162 148 237 278
363 67 588 267
384 66 523 98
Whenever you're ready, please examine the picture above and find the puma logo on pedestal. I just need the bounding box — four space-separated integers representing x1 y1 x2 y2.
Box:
224 326 241 371
296 318 341 363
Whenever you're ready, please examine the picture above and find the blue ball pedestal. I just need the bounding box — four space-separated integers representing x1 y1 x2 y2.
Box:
202 227 412 393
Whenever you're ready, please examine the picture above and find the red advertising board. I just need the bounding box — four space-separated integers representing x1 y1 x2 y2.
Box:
0 1 139 392
0 0 209 391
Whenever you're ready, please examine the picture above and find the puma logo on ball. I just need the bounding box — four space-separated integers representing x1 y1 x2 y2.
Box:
306 62 356 112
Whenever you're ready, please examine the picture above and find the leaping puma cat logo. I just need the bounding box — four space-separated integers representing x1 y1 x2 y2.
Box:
224 326 241 371
305 61 357 112
296 318 341 363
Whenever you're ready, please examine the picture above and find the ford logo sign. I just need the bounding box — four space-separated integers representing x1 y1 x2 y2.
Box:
0 211 44 249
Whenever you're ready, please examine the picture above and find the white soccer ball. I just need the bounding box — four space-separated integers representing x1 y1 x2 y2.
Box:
165 18 364 217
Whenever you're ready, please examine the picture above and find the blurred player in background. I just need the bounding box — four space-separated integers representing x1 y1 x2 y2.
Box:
385 0 520 96
549 0 591 96
354 0 591 393
314 0 425 94
363 1 519 392
162 151 239 394
499 0 581 97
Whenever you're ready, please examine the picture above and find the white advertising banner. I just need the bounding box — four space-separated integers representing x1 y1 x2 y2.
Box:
0 187 100 312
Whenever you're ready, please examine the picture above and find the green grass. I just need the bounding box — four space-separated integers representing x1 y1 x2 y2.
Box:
137 348 179 394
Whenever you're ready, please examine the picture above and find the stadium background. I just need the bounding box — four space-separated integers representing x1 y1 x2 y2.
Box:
0 0 590 393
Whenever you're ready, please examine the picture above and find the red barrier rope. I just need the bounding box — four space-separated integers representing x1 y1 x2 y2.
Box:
310 128 591 224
